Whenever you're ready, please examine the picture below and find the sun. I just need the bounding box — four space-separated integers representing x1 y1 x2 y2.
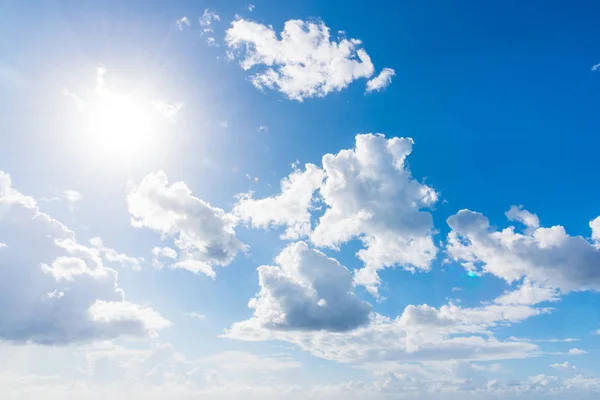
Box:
86 92 154 158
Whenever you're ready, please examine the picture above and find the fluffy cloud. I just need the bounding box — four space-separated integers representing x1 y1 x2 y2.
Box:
590 216 600 243
313 134 438 296
232 134 438 296
226 282 549 364
226 19 382 100
446 208 600 292
366 68 395 93
234 241 371 332
234 163 324 239
0 170 168 345
126 171 247 278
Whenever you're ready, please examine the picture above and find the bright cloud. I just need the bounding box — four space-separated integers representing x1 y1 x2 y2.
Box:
234 241 371 332
226 19 386 100
227 283 546 364
446 208 600 292
568 348 588 355
126 171 247 278
366 67 395 92
313 134 437 296
234 163 324 239
199 8 220 46
0 170 168 345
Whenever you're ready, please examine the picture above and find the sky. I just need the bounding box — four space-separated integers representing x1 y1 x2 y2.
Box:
1 0 600 399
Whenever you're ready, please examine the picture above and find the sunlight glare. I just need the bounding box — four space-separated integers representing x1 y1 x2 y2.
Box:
86 92 155 159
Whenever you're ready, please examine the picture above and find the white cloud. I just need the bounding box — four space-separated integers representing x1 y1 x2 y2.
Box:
505 205 540 233
551 361 576 369
225 19 377 101
568 348 587 355
233 134 438 297
236 241 371 332
590 216 600 243
494 280 560 306
257 125 268 133
247 4 255 12
188 312 206 320
0 170 168 345
199 9 220 46
446 208 600 292
234 164 324 239
176 16 190 31
312 134 438 296
89 237 143 271
0 242 6 249
365 68 395 93
63 189 82 209
227 282 548 364
152 100 184 123
592 63 600 71
126 171 247 278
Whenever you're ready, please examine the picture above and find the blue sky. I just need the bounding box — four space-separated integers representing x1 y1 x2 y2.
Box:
2 1 600 399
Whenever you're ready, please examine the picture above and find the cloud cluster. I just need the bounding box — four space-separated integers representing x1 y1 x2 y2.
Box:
226 19 393 100
0 171 168 345
235 133 438 296
446 208 600 292
227 279 552 364
127 171 247 278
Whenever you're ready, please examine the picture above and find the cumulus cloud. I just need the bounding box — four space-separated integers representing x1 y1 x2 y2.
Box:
366 68 395 93
234 163 324 239
232 134 438 296
226 19 382 100
0 170 168 345
446 208 600 292
590 216 600 243
233 241 371 332
227 281 550 364
313 134 438 296
126 171 247 278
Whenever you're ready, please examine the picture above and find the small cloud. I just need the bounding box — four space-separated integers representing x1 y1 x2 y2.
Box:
366 67 395 93
62 88 85 110
188 312 206 320
199 9 220 46
64 189 82 211
176 16 190 31
0 242 7 249
568 348 587 355
153 100 184 123
596 329 600 335
592 63 600 71
550 361 575 370
220 121 228 128
248 4 255 11
451 287 463 292
257 125 268 133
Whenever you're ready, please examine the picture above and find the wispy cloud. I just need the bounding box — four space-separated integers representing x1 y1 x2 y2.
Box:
176 16 190 31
